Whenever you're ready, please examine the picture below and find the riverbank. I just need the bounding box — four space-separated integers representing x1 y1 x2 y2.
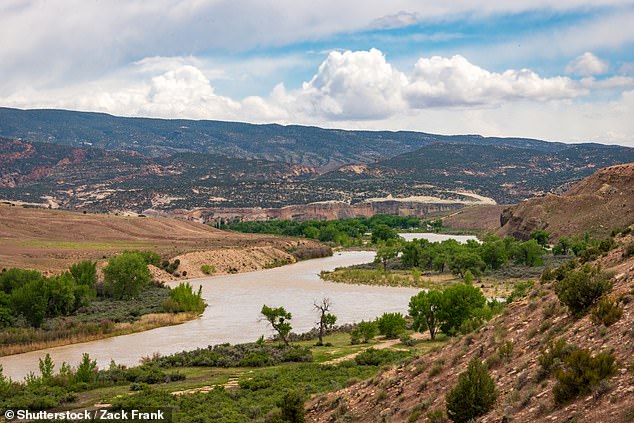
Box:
0 312 198 357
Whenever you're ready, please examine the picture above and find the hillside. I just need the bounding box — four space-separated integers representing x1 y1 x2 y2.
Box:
322 143 634 204
0 204 328 273
0 107 629 171
306 234 634 422
498 163 634 240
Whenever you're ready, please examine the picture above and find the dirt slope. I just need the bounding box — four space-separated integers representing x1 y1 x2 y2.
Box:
0 204 328 273
442 205 509 231
497 163 634 241
306 235 634 422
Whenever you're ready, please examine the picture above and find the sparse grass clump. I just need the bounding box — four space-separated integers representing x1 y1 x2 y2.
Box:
200 264 216 275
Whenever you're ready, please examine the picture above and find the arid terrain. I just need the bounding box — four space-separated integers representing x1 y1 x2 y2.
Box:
0 204 329 274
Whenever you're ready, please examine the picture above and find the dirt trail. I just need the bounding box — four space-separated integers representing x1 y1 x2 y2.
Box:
321 332 426 365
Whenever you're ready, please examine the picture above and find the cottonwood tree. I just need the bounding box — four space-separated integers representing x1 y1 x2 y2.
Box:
261 304 293 346
314 297 337 346
409 289 443 340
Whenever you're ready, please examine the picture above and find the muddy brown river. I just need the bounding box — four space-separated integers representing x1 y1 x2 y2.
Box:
2 251 423 381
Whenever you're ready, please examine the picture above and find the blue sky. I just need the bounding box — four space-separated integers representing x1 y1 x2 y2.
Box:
1 0 634 145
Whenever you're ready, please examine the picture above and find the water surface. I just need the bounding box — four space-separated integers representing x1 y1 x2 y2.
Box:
399 232 479 243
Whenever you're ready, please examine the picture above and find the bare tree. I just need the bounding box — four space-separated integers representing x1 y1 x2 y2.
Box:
314 297 337 346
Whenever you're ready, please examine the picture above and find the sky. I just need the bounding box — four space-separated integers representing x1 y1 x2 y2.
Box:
1 1 634 146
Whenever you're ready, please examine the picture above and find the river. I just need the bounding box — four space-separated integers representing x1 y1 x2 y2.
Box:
2 251 424 381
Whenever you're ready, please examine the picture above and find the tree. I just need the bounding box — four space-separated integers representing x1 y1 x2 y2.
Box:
374 243 399 271
531 230 550 247
409 290 443 340
371 224 398 244
480 238 508 270
446 358 497 423
513 239 544 266
314 298 336 346
261 304 293 346
449 251 485 278
46 272 76 316
438 284 486 335
11 278 48 327
376 312 407 339
102 252 151 299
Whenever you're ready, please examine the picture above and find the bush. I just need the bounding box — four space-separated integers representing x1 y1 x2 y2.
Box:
354 348 408 366
164 282 205 314
200 264 216 275
554 264 612 315
446 359 497 423
350 320 377 344
553 349 617 404
278 389 305 423
590 296 624 326
103 252 152 299
376 312 407 339
623 243 634 258
537 338 577 380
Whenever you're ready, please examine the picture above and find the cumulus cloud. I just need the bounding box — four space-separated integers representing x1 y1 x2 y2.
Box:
274 50 582 119
406 55 581 107
565 52 609 76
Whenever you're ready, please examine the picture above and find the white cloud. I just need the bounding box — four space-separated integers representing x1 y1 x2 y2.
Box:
406 55 581 107
566 52 609 76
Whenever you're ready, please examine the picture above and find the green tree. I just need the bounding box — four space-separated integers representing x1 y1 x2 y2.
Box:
513 239 545 266
374 243 399 271
314 298 336 346
449 251 485 278
438 284 486 335
39 353 55 382
376 312 407 339
261 305 293 346
446 358 497 423
165 282 205 313
75 353 97 383
409 290 443 340
103 252 152 299
371 224 398 244
480 238 508 270
46 272 76 316
11 278 48 327
530 230 550 247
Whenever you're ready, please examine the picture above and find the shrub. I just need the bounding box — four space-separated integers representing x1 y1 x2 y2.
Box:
200 264 216 275
537 338 577 380
554 264 612 315
69 260 97 288
164 282 205 314
623 243 634 258
590 296 624 326
446 359 497 423
350 320 377 344
553 349 617 404
354 348 408 366
278 389 305 423
376 312 407 339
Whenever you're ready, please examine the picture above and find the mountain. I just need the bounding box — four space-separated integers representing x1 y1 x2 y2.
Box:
319 143 634 204
498 163 634 240
0 107 620 170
